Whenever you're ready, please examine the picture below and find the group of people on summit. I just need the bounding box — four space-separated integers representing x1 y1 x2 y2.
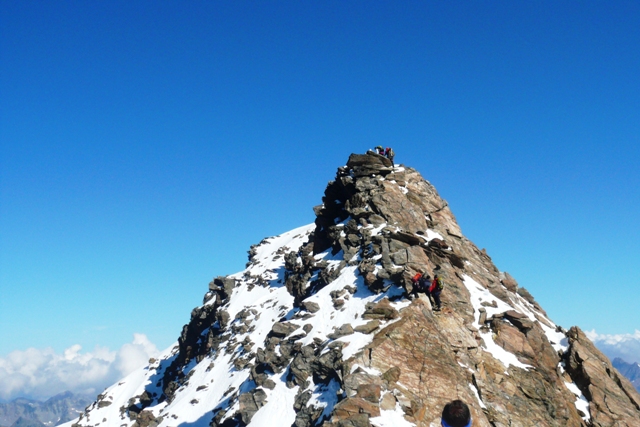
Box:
372 145 395 164
410 271 444 311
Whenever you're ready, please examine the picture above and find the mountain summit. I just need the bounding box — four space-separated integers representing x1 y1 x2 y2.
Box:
67 153 640 427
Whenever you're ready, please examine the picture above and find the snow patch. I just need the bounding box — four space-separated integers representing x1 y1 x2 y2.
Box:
565 381 591 422
423 229 443 242
462 274 531 371
370 401 414 427
468 382 486 409
250 372 299 427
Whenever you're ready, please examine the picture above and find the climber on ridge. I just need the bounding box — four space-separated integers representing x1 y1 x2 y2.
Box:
410 271 431 300
374 145 385 155
441 399 472 427
384 146 395 164
430 274 444 311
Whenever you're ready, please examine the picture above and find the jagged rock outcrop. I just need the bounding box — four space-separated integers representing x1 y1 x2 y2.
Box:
66 152 640 427
565 327 640 426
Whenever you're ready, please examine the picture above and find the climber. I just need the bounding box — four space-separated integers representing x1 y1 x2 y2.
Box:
421 273 434 305
384 147 395 164
373 145 385 156
410 271 422 299
430 274 444 311
441 399 472 427
410 271 431 300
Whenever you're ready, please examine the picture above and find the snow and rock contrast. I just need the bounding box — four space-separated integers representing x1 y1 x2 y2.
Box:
66 153 640 427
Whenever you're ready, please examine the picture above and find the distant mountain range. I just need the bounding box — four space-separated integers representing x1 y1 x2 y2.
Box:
612 357 640 392
0 392 91 427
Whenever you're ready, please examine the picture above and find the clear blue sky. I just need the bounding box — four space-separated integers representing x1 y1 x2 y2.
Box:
1 1 639 359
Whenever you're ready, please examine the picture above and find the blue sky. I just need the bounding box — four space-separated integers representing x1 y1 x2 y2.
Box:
1 1 639 398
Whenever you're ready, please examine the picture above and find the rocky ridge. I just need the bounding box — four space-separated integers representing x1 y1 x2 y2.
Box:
65 153 640 427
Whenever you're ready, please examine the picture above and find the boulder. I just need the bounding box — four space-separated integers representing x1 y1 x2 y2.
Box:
347 152 392 168
131 411 163 427
327 324 354 339
354 320 380 334
390 249 408 265
209 276 236 300
238 389 267 424
332 397 380 420
343 370 384 398
302 301 320 313
428 238 448 249
362 299 399 320
503 310 534 332
500 271 519 292
356 384 382 403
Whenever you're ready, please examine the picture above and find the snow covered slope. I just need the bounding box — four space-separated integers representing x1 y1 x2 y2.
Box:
62 223 413 427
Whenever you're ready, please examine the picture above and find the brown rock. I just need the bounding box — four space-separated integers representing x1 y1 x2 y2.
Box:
492 320 536 363
362 299 399 320
343 370 384 398
302 300 320 313
270 322 300 338
389 231 423 246
332 397 380 420
500 271 519 292
390 249 408 265
327 323 354 339
365 303 480 426
379 392 397 411
503 310 535 332
381 367 401 386
356 384 382 403
354 320 380 334
347 152 392 168
405 245 430 272
565 326 640 426
428 238 448 249
370 182 428 233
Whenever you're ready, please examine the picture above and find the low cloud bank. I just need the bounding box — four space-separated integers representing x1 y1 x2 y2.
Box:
0 334 160 401
586 329 640 365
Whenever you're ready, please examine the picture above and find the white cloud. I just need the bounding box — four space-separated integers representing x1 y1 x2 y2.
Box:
585 329 640 365
0 334 159 401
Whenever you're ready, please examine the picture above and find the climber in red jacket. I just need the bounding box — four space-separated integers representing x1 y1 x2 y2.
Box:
430 274 444 311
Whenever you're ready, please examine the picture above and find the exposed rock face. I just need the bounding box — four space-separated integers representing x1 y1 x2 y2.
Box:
565 327 640 426
67 153 640 427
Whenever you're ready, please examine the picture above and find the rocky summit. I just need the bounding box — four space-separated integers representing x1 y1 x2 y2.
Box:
65 153 640 427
